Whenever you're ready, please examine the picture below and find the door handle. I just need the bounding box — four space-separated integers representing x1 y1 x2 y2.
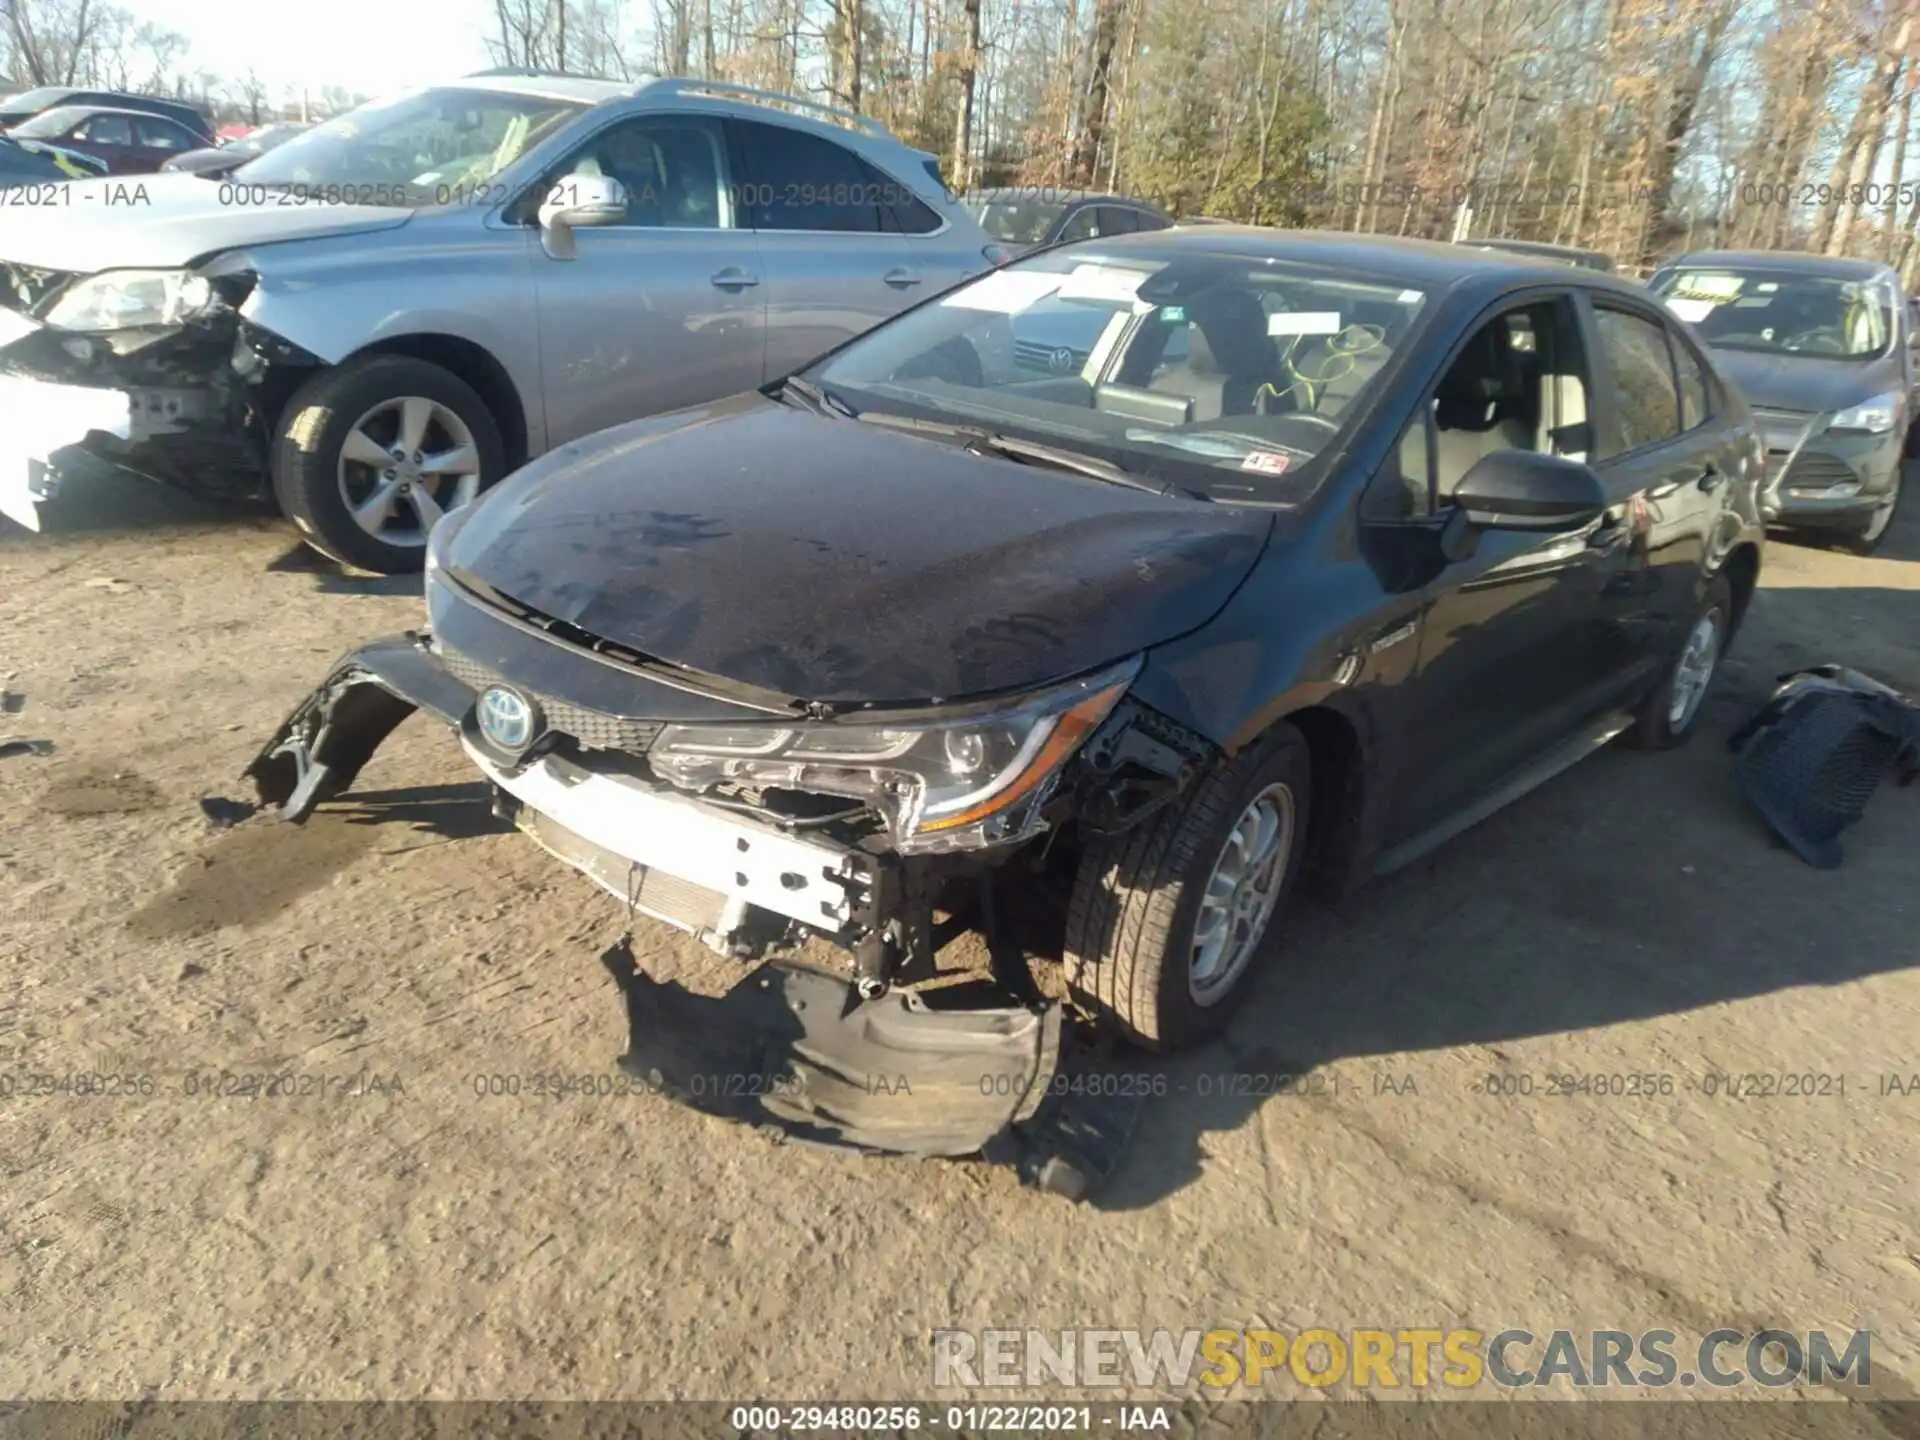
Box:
710 267 759 289
883 268 923 288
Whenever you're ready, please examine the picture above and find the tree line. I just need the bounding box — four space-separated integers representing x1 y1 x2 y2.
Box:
9 0 1917 277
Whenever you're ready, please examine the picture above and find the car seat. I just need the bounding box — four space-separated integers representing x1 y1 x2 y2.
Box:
1147 288 1279 421
1432 324 1536 496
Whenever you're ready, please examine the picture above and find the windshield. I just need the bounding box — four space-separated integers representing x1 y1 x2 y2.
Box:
1651 267 1894 359
230 87 586 204
809 244 1429 501
11 106 93 138
967 196 1069 245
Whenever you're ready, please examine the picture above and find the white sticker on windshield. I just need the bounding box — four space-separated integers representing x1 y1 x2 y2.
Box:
1757 282 1778 292
1240 450 1292 475
940 270 1065 313
1665 297 1715 323
1268 311 1343 336
1397 289 1422 304
1055 264 1148 304
1674 273 1743 301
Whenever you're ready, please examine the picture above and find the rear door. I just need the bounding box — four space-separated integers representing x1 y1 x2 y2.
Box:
528 111 767 446
726 118 916 379
1579 295 1732 696
69 112 133 170
131 114 197 172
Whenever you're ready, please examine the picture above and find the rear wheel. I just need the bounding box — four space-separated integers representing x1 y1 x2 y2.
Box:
1063 725 1311 1051
272 355 506 573
1625 573 1731 751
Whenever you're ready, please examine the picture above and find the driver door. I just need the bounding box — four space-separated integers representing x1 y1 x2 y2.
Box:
1384 293 1638 843
529 112 767 447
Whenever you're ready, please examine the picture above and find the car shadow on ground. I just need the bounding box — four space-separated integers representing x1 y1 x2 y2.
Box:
1089 567 1920 1209
262 539 423 596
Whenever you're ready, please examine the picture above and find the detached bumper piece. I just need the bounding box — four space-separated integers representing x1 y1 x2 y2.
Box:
1728 666 1920 869
601 940 1139 1199
245 632 474 821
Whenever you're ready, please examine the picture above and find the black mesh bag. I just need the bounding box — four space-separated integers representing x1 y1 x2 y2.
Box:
1727 665 1920 869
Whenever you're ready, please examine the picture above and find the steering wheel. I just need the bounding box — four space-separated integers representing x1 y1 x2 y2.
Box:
1279 411 1342 434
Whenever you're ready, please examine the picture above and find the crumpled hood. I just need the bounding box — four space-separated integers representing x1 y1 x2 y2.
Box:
0 172 413 271
1707 346 1902 417
446 393 1273 705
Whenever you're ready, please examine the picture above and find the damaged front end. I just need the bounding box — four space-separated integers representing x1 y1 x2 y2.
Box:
0 261 320 528
244 627 1210 1195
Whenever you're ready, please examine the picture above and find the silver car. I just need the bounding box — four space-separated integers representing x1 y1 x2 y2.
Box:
0 76 1003 570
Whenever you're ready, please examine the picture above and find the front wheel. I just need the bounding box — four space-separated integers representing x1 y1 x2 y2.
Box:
1063 725 1312 1051
271 355 506 573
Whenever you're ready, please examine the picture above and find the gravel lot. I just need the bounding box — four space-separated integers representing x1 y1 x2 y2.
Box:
1 466 1917 1409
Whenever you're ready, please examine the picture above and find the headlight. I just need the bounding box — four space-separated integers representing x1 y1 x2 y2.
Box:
1829 392 1901 435
42 269 217 332
647 657 1140 853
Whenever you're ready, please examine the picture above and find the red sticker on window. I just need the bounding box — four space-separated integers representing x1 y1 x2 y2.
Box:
1240 450 1292 475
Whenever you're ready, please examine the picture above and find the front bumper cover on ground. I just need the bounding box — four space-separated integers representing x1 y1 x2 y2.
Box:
1728 665 1920 868
245 632 1140 1196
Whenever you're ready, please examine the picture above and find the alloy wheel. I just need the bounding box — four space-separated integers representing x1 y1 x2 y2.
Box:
336 396 482 547
1667 607 1723 733
1190 782 1295 1005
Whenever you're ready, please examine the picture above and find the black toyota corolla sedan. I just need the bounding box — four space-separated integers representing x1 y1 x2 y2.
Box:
248 230 1764 1164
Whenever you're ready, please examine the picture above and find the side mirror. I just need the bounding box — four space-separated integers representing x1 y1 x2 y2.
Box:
1452 450 1607 533
536 172 628 259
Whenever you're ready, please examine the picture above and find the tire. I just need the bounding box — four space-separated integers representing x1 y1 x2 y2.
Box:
1063 725 1312 1051
1625 572 1732 751
271 355 507 573
1835 465 1901 556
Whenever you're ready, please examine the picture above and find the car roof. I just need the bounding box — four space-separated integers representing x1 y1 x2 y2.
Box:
1661 249 1894 282
447 74 635 105
33 103 191 123
972 187 1161 206
1084 226 1642 292
1468 238 1612 262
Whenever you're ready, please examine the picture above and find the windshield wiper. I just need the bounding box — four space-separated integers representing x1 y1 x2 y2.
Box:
968 433 1193 498
776 374 858 418
852 409 1206 499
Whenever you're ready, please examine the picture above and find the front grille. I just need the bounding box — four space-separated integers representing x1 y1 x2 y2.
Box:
519 807 726 933
1775 450 1861 491
436 644 665 753
1014 339 1089 374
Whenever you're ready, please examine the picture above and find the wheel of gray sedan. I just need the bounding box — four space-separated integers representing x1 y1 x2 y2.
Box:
272 355 507 573
1063 723 1312 1051
1625 572 1732 751
1837 467 1901 556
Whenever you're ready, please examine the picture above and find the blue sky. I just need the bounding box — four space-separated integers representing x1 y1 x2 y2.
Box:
128 0 499 101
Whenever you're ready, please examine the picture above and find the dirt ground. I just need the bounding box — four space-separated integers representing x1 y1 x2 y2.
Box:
1 464 1917 1409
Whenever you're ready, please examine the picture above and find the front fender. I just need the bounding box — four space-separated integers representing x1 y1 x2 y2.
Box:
245 632 475 821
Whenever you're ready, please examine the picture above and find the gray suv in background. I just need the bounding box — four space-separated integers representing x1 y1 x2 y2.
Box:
0 76 1002 571
1649 250 1914 554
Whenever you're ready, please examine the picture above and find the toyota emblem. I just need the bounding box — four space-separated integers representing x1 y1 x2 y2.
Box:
476 685 539 753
